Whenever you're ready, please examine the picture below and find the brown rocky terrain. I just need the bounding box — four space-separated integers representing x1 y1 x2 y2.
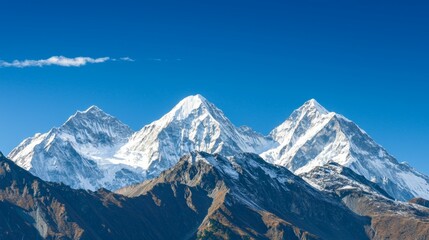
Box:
0 151 211 239
302 162 429 240
118 152 371 239
409 197 429 208
1 151 429 239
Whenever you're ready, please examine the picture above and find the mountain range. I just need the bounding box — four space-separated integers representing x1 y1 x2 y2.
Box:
2 94 429 239
7 95 429 202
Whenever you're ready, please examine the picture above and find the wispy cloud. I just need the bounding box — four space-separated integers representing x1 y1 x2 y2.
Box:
119 57 134 62
0 56 134 68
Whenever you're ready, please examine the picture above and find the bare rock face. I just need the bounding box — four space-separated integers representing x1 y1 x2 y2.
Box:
302 162 429 240
119 152 371 240
409 197 429 208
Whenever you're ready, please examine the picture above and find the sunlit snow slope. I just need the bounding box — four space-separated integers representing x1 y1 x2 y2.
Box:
8 106 145 190
115 94 275 177
261 99 429 201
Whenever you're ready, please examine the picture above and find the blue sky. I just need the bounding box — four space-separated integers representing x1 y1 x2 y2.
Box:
0 0 428 173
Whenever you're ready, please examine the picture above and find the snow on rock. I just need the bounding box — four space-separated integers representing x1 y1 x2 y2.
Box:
300 161 393 199
8 95 273 190
115 94 275 177
261 99 429 201
8 106 144 190
7 96 429 202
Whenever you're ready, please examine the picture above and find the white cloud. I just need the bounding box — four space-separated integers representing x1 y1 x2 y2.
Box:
0 56 133 68
120 57 134 62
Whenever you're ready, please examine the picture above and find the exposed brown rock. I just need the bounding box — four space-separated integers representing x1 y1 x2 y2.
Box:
410 197 429 208
302 162 429 240
120 152 370 239
1 152 429 239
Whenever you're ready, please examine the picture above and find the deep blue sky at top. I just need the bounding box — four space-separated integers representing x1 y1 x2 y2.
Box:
0 1 428 172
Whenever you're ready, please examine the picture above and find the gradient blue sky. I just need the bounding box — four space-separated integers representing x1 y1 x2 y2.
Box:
1 0 428 173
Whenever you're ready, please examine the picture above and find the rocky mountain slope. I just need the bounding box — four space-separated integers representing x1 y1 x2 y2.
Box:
409 197 429 208
2 149 429 239
0 151 362 239
301 162 429 240
118 151 372 239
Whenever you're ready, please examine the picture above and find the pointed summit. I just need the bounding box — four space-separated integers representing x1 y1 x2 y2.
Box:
267 99 334 145
83 105 103 113
302 99 329 115
68 105 109 120
60 105 133 148
162 94 224 122
263 99 338 166
171 94 208 112
262 99 429 201
183 93 206 102
294 99 330 118
63 105 109 126
8 105 134 190
175 94 208 107
116 94 274 175
62 105 131 132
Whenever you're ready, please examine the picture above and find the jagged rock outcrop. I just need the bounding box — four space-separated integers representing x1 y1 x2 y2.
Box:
302 162 429 240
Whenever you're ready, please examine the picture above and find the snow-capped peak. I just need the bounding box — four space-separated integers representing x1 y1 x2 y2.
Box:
157 94 228 125
116 94 274 177
261 99 429 201
84 105 103 113
169 94 207 117
58 105 133 150
64 105 112 124
293 98 331 122
8 106 136 190
268 99 334 146
9 96 429 202
83 105 103 112
167 95 206 120
302 99 329 115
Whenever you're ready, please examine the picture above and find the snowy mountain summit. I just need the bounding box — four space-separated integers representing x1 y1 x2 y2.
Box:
261 99 429 201
115 94 274 177
8 95 273 190
8 106 143 190
8 95 429 201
